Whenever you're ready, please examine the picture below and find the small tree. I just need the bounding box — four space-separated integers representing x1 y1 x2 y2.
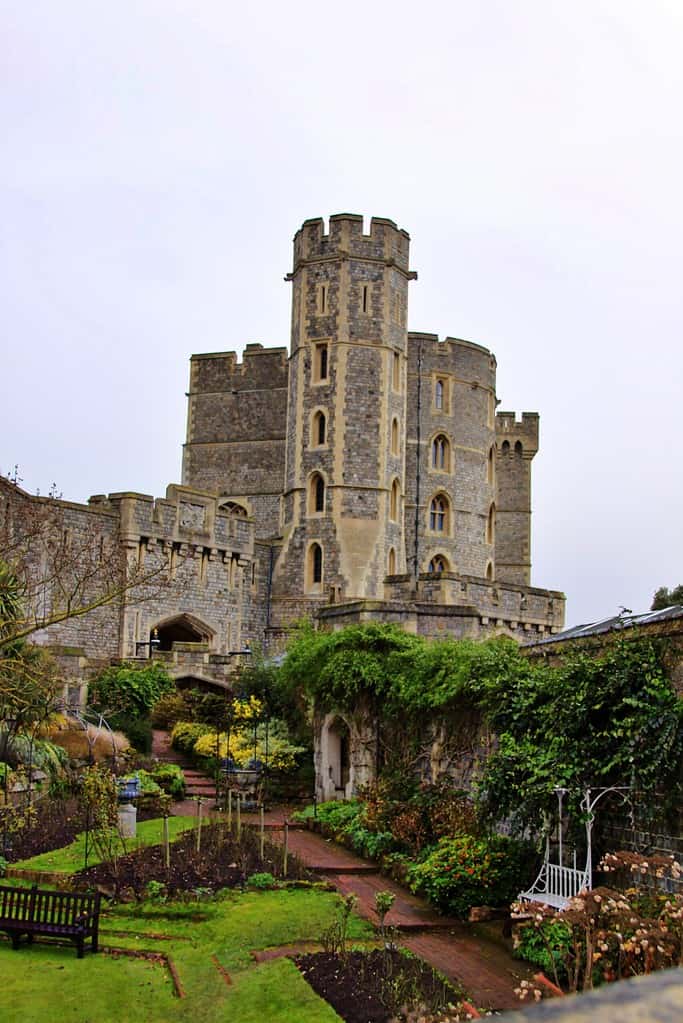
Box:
78 764 124 877
0 475 173 653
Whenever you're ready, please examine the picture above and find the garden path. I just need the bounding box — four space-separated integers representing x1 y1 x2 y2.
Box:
267 824 532 1012
152 729 218 807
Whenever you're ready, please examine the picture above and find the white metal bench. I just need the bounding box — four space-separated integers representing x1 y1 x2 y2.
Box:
519 861 589 910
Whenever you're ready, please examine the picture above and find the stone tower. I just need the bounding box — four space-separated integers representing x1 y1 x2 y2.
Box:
274 214 416 604
404 334 498 581
494 411 538 584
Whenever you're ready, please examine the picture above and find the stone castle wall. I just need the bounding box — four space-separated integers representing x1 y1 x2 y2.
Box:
182 343 288 538
5 213 565 694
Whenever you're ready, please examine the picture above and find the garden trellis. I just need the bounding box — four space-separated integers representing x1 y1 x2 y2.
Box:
519 786 629 909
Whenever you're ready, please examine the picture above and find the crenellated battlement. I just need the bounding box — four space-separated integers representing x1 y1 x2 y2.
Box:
96 485 254 555
291 213 412 274
495 411 539 453
189 344 288 394
406 332 497 388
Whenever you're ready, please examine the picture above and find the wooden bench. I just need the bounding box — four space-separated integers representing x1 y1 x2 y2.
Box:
0 884 101 958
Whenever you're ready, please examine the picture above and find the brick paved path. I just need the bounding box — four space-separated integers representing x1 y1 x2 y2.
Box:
268 824 531 1011
149 739 528 1010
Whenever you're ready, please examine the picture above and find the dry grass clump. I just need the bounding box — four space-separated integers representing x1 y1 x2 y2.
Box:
48 718 130 762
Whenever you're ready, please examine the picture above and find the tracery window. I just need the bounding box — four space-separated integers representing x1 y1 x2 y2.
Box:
429 494 449 532
431 434 449 470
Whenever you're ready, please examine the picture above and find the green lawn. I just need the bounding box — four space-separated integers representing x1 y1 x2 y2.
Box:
10 816 196 874
0 888 372 1022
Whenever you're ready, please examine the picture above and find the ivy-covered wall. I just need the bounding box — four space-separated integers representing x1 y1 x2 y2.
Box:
280 622 683 853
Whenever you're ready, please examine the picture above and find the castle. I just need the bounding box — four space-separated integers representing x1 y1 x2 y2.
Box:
2 214 565 696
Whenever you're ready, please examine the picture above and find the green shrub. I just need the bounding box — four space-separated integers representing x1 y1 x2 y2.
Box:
513 916 573 983
408 833 531 918
247 872 277 889
108 713 152 754
150 693 190 730
170 720 212 754
135 769 163 797
150 762 186 799
89 661 175 719
5 737 67 776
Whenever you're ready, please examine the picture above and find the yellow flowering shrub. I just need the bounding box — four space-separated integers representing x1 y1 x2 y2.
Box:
193 719 304 772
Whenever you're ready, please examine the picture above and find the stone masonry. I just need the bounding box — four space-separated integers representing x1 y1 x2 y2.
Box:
5 213 565 697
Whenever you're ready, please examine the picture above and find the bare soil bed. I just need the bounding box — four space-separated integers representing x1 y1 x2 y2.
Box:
71 822 314 897
3 797 82 861
295 949 463 1023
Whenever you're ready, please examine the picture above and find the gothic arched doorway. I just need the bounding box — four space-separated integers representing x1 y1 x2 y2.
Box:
152 613 213 652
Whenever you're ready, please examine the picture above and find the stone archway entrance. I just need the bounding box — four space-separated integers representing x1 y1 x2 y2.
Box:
152 613 213 652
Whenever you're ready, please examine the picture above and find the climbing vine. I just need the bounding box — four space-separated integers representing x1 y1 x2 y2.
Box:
280 623 683 831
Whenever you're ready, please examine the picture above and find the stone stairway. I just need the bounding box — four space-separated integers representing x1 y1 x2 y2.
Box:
151 729 218 803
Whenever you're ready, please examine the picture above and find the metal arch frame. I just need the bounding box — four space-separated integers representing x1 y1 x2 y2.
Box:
519 785 630 909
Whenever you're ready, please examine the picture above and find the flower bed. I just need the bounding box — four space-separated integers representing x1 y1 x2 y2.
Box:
513 852 683 998
1 797 82 863
296 792 532 919
71 821 314 897
295 949 465 1023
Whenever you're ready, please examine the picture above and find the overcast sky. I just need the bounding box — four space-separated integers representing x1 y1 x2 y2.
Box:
2 1 681 627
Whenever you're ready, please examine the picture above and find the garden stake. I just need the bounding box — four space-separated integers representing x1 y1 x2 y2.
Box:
196 797 203 853
283 821 289 877
227 789 232 830
260 803 265 859
237 792 241 839
163 814 170 869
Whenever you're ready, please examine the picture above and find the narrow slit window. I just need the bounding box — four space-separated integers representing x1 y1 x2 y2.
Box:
308 543 323 588
313 411 326 446
486 504 496 544
318 283 327 314
435 379 444 410
310 473 325 514
390 480 400 521
362 284 369 313
392 352 400 391
315 343 329 381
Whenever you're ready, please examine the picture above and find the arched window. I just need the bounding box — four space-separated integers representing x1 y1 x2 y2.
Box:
428 554 449 574
387 547 396 575
435 379 444 410
307 543 323 589
312 411 326 446
486 560 494 581
431 434 449 470
309 473 325 514
429 494 449 532
220 500 248 517
487 446 495 484
501 440 510 456
486 504 496 544
515 440 523 456
391 418 399 456
389 479 400 521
